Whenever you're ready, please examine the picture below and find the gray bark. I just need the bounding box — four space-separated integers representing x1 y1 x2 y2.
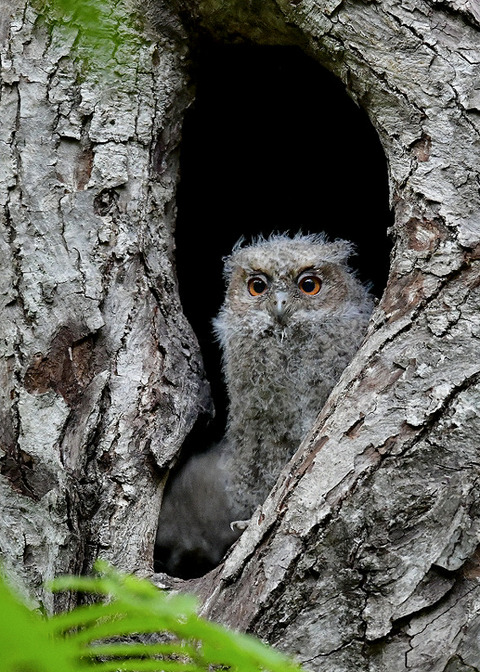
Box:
0 0 479 670
0 0 209 610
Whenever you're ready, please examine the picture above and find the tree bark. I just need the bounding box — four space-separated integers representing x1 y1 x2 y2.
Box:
1 0 480 670
0 0 209 611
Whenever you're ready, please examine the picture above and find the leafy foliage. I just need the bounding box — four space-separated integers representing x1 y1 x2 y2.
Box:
0 561 303 672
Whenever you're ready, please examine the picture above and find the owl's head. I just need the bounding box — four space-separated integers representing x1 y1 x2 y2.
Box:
214 233 370 340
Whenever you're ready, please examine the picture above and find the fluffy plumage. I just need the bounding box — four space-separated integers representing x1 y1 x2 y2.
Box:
155 233 374 577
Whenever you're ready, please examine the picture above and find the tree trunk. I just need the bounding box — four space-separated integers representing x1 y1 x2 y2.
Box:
0 0 209 611
1 0 480 670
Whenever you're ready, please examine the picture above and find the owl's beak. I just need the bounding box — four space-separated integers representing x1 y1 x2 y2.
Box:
271 290 289 325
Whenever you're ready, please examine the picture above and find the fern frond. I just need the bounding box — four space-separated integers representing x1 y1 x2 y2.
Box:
1 561 304 672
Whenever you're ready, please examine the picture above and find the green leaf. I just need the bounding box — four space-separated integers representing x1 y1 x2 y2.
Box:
0 573 78 672
2 562 305 672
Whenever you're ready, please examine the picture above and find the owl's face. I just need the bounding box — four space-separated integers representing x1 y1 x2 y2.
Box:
220 235 359 336
238 265 336 327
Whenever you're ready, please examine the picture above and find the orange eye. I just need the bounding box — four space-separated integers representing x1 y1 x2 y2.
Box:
248 276 268 296
298 275 322 295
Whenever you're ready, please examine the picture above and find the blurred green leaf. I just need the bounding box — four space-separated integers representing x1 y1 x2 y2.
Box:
0 572 78 672
0 561 304 672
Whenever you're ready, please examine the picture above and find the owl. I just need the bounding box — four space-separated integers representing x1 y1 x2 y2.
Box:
155 233 374 578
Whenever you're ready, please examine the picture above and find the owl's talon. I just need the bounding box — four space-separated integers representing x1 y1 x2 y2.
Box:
230 519 249 532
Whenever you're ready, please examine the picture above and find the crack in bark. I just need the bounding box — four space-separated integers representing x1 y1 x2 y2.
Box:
374 249 477 344
424 0 480 30
405 582 478 654
397 369 480 458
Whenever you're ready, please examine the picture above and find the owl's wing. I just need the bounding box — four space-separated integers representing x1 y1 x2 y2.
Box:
155 442 240 578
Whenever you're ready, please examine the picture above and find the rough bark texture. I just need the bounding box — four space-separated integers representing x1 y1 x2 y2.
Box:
0 0 209 610
1 0 480 670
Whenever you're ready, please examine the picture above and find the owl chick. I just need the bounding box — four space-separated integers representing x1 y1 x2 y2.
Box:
155 233 374 578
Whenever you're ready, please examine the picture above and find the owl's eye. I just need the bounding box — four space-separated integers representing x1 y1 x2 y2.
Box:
247 276 268 296
298 275 322 295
